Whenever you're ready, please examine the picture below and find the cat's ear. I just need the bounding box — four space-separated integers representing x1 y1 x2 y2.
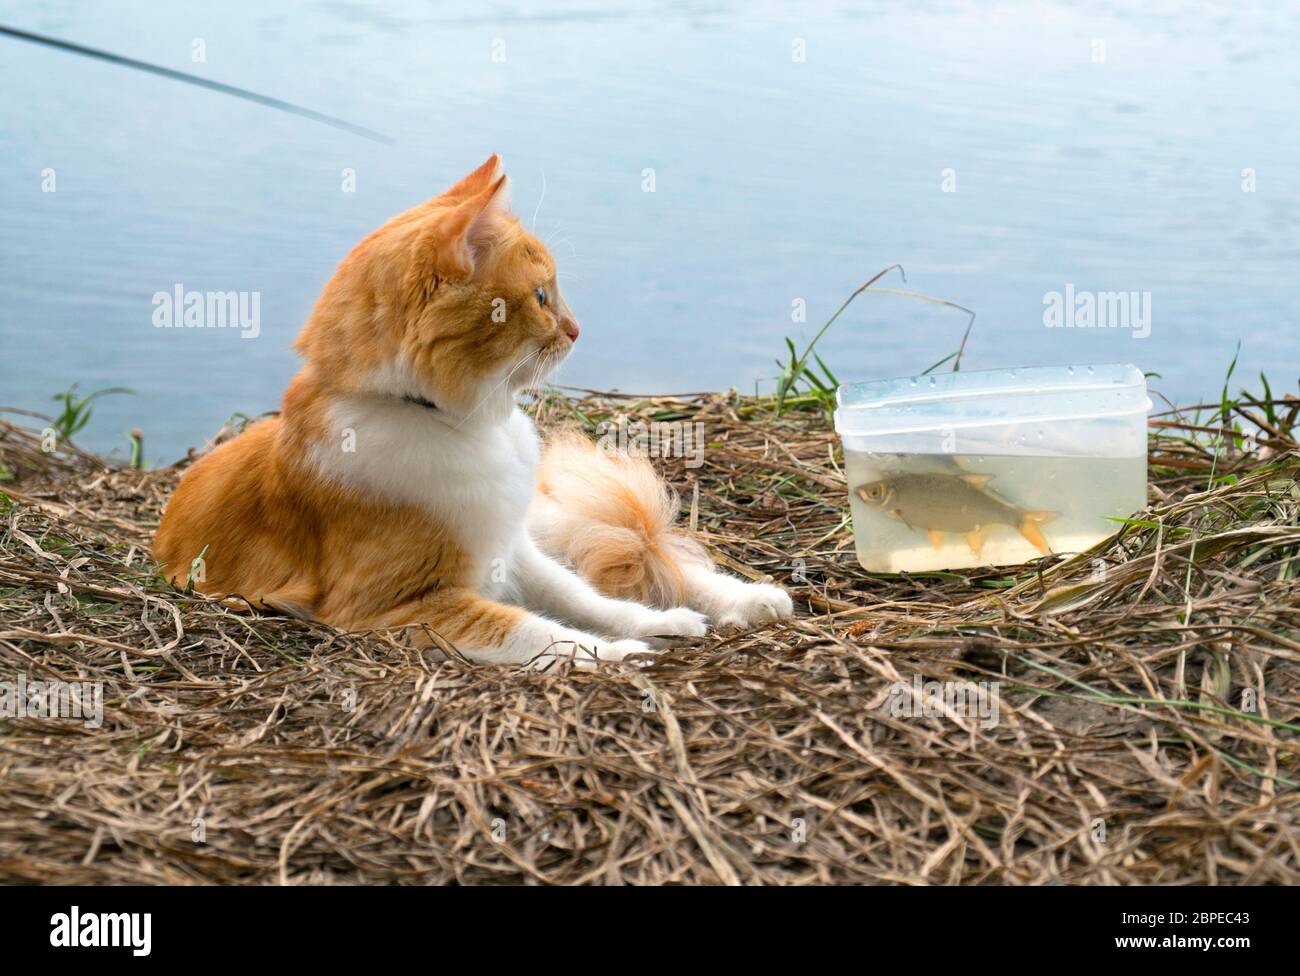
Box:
413 173 511 281
443 154 502 200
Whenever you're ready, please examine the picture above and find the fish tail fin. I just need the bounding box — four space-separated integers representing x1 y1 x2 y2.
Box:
1018 510 1057 556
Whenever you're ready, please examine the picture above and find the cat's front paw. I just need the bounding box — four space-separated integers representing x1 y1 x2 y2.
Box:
595 637 659 664
637 606 709 639
711 582 793 629
535 637 657 670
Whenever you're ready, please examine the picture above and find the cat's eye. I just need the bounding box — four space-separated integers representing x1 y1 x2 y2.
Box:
534 286 548 307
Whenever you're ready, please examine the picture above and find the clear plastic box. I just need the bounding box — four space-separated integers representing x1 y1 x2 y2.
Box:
833 363 1151 572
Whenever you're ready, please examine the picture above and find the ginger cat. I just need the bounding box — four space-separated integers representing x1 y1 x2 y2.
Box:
154 155 792 667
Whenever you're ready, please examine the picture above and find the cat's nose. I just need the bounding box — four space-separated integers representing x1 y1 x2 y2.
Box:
562 318 580 342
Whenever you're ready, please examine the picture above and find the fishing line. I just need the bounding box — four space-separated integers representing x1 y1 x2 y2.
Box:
0 23 394 144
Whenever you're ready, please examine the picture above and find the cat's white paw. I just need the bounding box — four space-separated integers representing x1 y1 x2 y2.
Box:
637 606 709 639
601 637 657 660
534 637 656 670
711 582 793 629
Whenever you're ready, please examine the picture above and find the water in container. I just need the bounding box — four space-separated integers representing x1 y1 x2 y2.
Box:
833 364 1151 573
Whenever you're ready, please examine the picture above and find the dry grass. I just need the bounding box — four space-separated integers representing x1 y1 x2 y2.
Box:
0 387 1298 885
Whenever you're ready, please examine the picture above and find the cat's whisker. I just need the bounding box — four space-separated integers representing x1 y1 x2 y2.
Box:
541 357 564 394
453 348 542 430
542 226 578 256
547 236 578 259
531 168 546 232
518 361 539 399
504 347 547 398
523 348 555 399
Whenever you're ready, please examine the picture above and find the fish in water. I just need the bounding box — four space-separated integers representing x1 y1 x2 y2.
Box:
854 472 1056 556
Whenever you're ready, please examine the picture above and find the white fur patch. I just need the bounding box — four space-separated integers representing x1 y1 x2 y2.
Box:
303 387 736 665
308 397 540 590
680 564 794 628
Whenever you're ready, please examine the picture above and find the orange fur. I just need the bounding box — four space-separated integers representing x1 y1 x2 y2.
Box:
530 432 711 606
155 154 791 661
154 155 577 647
152 391 481 633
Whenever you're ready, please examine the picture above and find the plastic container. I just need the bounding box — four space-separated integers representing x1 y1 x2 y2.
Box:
833 363 1151 572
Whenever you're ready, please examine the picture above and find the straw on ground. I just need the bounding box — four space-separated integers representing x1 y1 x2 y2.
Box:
0 386 1296 884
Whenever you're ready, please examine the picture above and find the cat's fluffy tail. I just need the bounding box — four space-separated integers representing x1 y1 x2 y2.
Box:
528 431 711 607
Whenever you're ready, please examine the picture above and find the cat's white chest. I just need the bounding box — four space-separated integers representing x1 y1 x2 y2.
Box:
310 399 539 584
